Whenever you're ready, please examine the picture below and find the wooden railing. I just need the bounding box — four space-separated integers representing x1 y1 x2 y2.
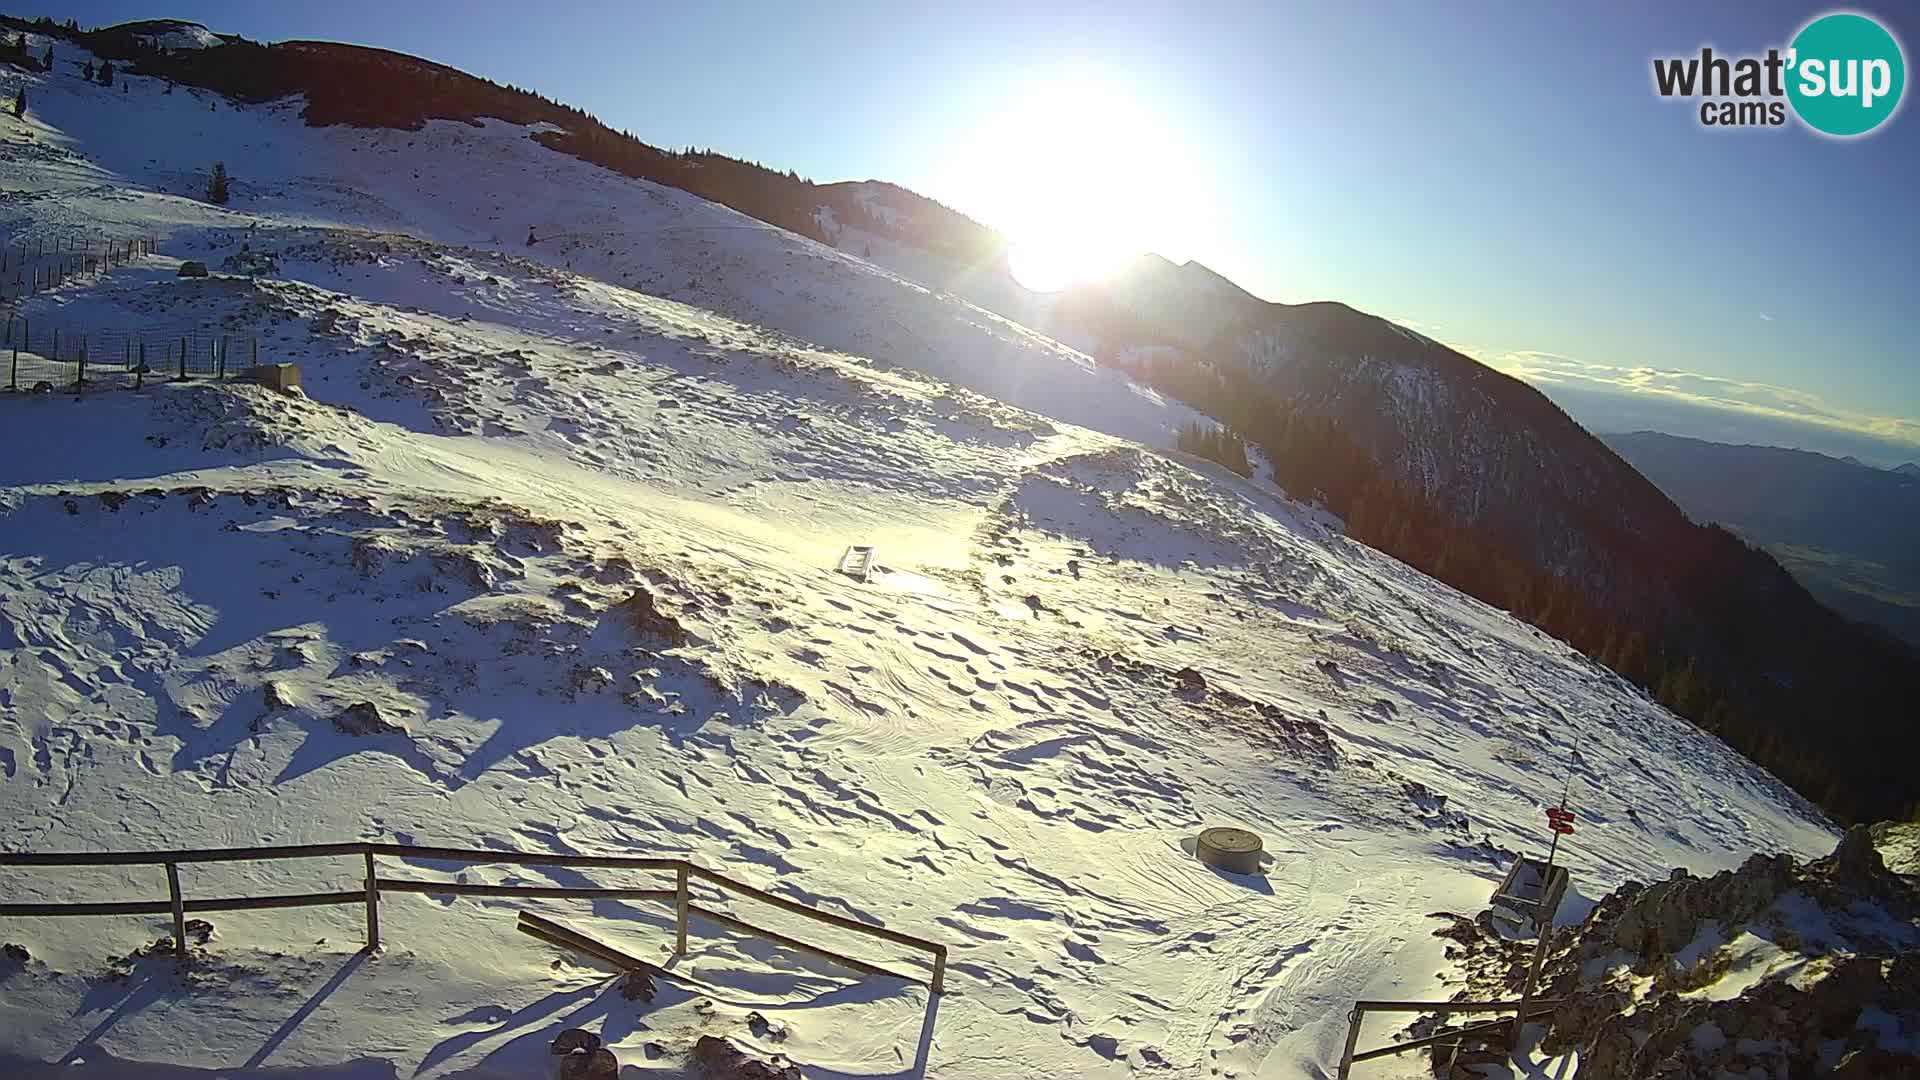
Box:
0 841 946 993
1335 998 1560 1078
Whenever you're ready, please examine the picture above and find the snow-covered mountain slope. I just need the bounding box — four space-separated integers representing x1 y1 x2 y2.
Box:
6 36 1184 452
0 36 1837 1080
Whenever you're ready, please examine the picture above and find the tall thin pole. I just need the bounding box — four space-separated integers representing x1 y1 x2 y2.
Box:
1511 785 1572 1049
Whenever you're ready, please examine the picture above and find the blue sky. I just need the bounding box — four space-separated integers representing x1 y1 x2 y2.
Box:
31 0 1920 463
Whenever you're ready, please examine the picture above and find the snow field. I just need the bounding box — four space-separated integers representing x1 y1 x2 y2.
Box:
0 38 1838 1079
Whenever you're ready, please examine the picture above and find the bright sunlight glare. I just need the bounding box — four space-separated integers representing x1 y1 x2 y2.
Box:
946 67 1203 293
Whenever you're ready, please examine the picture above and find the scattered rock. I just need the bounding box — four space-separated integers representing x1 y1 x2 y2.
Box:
619 967 656 1002
349 537 397 578
176 260 209 278
1832 822 1886 880
554 1043 618 1080
1174 666 1206 694
220 250 278 276
3 943 30 964
182 919 214 944
333 701 402 736
691 1035 802 1080
569 665 615 696
612 586 688 644
746 1010 787 1040
551 1029 600 1055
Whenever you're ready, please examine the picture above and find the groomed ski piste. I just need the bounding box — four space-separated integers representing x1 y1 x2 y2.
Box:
0 35 1838 1079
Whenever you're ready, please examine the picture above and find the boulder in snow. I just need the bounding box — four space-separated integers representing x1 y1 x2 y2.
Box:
612 586 687 645
618 967 656 1002
550 1029 599 1055
177 261 209 278
334 701 402 736
691 1035 802 1080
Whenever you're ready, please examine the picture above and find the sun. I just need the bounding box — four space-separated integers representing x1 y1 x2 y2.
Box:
948 67 1198 293
1007 224 1128 293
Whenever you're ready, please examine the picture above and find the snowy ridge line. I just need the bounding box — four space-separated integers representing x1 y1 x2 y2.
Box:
0 839 949 990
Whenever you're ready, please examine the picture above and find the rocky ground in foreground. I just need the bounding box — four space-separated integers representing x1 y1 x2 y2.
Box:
1419 825 1920 1078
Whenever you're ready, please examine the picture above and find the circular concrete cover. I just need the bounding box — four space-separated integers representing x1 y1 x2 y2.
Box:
1196 826 1263 874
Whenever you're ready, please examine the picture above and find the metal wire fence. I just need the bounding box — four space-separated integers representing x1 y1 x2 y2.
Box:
0 236 158 303
3 317 261 393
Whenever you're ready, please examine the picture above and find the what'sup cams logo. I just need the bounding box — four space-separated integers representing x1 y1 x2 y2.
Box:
1654 11 1906 136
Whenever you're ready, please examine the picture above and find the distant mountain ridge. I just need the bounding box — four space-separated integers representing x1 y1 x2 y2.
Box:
1032 260 1920 821
1604 431 1920 646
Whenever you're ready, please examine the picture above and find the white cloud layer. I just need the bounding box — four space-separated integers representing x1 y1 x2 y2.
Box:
1487 350 1920 451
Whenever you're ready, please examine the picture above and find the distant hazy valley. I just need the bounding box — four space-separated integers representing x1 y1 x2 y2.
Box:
1605 431 1920 645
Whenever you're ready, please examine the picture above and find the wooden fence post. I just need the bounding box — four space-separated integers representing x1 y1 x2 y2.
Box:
363 850 380 951
178 337 186 379
1336 1005 1364 1079
165 862 187 965
217 337 225 379
931 943 947 995
674 863 689 954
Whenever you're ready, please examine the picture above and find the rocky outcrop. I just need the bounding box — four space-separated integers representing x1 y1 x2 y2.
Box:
691 1035 803 1080
333 701 402 736
612 586 688 645
551 1030 619 1080
1873 820 1920 875
1607 852 1793 958
1575 954 1920 1080
1431 828 1920 1079
618 967 655 1002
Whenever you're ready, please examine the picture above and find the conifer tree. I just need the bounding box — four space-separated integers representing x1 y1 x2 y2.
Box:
207 161 230 205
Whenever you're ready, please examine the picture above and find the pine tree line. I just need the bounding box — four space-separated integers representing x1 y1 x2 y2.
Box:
1175 422 1252 477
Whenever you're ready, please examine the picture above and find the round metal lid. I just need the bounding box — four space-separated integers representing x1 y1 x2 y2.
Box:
1198 826 1263 854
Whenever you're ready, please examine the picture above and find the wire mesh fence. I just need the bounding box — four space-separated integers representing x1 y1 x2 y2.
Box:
0 236 159 303
3 317 261 394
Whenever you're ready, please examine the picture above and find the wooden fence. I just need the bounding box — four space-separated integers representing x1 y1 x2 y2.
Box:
0 841 947 993
1335 997 1561 1077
